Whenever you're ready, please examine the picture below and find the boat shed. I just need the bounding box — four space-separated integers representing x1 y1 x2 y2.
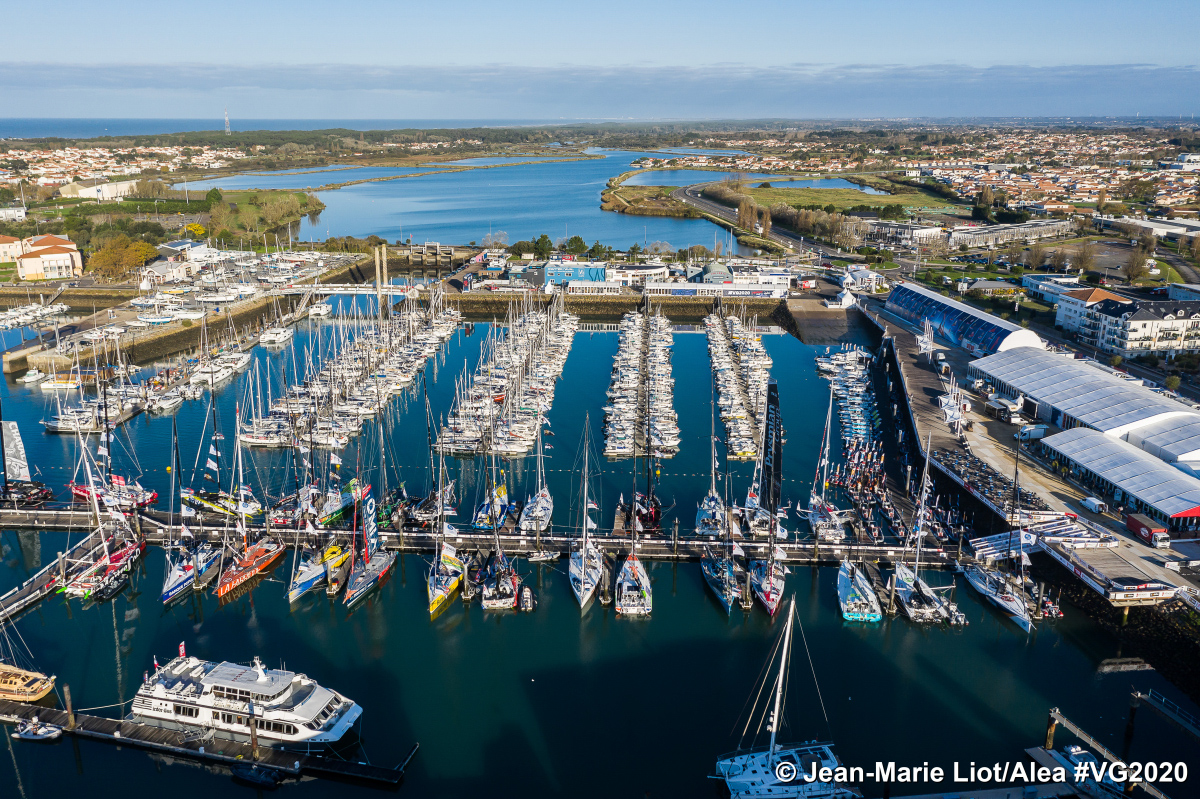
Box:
885 282 1044 356
1038 427 1200 534
968 347 1200 438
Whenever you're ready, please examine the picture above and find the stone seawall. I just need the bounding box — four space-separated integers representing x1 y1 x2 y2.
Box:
0 287 141 311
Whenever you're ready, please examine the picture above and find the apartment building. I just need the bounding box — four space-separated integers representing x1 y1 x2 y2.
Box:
1063 295 1200 358
7 234 84 280
1054 287 1130 336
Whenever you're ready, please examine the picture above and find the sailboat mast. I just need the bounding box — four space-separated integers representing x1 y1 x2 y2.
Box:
768 597 794 761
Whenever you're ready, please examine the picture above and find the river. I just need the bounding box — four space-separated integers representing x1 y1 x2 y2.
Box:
0 316 1195 798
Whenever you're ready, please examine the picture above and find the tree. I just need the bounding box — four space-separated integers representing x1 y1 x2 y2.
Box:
737 199 757 230
1165 375 1182 391
1189 235 1200 261
1122 249 1150 283
978 185 995 208
204 187 223 205
1050 248 1069 271
533 234 553 259
1109 355 1123 368
588 240 608 260
1073 242 1096 274
1096 188 1107 214
758 207 772 237
627 242 643 261
184 222 206 238
565 235 588 254
1026 242 1046 269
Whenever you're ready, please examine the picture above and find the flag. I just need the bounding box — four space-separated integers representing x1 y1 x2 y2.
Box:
732 542 745 557
774 545 788 561
180 524 192 537
97 445 109 457
205 458 218 471
178 641 186 658
303 459 311 470
209 445 219 457
587 499 599 511
101 494 118 508
586 517 597 530
298 445 311 454
330 453 342 467
181 505 196 517
777 508 788 519
634 516 643 532
153 656 159 670
111 474 126 486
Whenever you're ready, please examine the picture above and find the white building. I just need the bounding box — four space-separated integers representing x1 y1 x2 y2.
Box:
1022 273 1081 302
1053 287 1130 336
6 234 84 280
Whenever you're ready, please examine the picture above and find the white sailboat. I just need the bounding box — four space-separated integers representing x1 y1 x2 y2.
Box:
695 398 725 537
836 560 882 622
615 498 652 616
519 417 554 537
569 417 603 610
161 419 220 603
892 433 967 626
809 388 847 543
714 596 860 799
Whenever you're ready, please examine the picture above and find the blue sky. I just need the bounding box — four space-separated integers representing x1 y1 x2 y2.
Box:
3 0 1197 119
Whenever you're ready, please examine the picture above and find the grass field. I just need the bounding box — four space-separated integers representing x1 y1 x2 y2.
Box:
743 185 958 210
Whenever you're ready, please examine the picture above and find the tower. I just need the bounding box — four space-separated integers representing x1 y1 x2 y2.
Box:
224 108 231 136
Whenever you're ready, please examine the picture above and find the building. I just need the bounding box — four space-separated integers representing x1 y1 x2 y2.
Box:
0 207 26 222
1022 273 1081 302
58 179 139 201
884 282 1045 355
1058 295 1200 359
966 278 1022 297
564 280 624 296
544 261 608 287
608 263 670 286
968 346 1197 437
1167 284 1200 303
643 281 787 299
866 221 943 246
1038 427 1200 534
1053 287 1131 336
945 218 1073 249
1093 215 1200 245
8 234 83 280
837 269 886 292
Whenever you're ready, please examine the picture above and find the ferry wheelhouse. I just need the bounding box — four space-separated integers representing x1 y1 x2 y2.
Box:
130 655 361 749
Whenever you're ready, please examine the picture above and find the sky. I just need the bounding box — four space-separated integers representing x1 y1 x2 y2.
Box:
3 0 1198 121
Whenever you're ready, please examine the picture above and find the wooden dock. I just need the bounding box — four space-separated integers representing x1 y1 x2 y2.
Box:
0 698 413 786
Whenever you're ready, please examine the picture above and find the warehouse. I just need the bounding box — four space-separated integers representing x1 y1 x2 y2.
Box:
885 282 1044 355
1039 427 1200 534
968 346 1198 437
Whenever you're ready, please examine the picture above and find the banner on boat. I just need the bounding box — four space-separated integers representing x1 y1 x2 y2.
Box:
362 488 379 555
2 421 30 482
760 380 782 515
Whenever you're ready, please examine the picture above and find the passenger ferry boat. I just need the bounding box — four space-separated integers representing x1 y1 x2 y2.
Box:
130 655 362 749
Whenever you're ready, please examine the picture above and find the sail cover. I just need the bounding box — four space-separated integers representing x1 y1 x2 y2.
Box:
362 486 380 557
2 421 30 481
760 379 783 515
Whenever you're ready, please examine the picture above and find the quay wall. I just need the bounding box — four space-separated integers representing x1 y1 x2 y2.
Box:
440 292 785 322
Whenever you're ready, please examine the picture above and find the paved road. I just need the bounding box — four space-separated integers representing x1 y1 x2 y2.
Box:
670 183 855 264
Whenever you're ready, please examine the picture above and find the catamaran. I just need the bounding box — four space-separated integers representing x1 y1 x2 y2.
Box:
749 380 787 615
569 417 603 609
713 596 860 799
343 485 396 607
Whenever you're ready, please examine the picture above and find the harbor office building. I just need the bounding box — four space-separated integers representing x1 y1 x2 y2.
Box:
1037 427 1200 534
885 282 1045 356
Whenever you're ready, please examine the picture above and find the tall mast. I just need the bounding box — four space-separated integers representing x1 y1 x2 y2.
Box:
768 596 795 763
581 414 591 549
913 430 933 577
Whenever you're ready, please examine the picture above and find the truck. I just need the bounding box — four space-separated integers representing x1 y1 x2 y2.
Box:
1015 424 1049 441
1125 513 1171 549
1080 496 1108 514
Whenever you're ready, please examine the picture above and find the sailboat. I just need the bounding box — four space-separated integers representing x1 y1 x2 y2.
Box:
569 416 603 609
0 622 55 703
713 596 859 799
0 413 54 506
750 380 787 615
808 388 847 543
836 560 882 622
161 419 220 603
182 402 262 518
214 424 284 599
426 436 465 614
519 416 555 540
695 397 725 538
344 485 397 607
892 433 967 626
615 483 652 616
480 533 520 610
962 436 1034 632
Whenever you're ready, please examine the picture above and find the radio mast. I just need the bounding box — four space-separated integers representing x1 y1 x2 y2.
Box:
224 108 231 136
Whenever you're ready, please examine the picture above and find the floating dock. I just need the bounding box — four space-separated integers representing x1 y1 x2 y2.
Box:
0 698 414 786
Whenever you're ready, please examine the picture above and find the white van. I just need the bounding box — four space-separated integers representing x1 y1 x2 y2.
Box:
1081 497 1108 514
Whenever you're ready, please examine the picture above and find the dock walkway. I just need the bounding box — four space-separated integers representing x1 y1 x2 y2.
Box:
0 698 410 786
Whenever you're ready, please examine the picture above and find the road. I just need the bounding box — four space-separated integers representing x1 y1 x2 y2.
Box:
670 182 854 264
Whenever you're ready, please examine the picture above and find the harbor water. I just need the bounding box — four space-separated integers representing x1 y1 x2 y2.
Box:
1 320 1196 797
